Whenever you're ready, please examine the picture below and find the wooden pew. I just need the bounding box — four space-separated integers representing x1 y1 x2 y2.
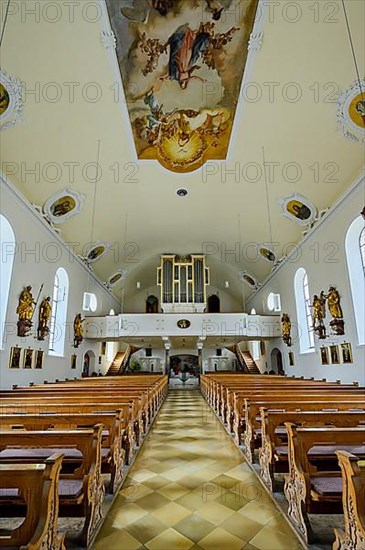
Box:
258 409 365 491
0 454 65 550
0 425 105 548
238 395 365 461
0 411 126 494
333 451 365 550
283 423 365 543
0 401 138 465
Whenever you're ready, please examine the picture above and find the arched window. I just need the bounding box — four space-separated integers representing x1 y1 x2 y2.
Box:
345 216 365 345
267 292 281 312
360 227 365 274
250 308 260 360
49 267 69 356
0 215 15 349
294 268 314 353
82 292 97 313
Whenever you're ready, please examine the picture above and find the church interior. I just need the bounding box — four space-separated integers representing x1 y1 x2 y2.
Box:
0 0 364 548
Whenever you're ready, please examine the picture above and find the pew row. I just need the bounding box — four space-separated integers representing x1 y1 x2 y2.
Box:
0 454 65 550
283 423 365 543
333 451 365 550
258 409 365 492
0 426 105 548
0 411 127 494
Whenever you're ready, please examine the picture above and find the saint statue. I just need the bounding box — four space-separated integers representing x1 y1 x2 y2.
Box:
73 313 84 348
37 297 52 340
17 286 35 321
325 287 343 319
311 295 324 325
281 313 291 346
16 286 36 336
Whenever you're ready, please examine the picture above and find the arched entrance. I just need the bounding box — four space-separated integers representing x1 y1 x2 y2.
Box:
170 354 198 377
207 294 220 313
146 295 159 313
270 348 284 375
82 350 96 377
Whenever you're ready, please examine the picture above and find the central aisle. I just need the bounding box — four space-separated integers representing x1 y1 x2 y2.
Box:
95 390 302 549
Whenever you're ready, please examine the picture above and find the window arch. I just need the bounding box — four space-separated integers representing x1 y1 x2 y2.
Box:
360 227 365 274
345 216 365 345
83 292 97 313
267 292 281 312
294 268 314 353
0 215 16 349
49 267 69 356
250 308 260 360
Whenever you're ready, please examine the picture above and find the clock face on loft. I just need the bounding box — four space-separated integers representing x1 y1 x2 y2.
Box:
106 0 258 173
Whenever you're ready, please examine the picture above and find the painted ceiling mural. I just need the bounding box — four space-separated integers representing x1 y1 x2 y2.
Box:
106 0 258 173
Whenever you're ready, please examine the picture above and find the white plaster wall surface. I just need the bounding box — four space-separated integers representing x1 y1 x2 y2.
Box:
247 181 365 385
0 180 120 388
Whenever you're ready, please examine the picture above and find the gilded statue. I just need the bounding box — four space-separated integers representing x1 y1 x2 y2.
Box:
325 287 343 319
325 286 345 335
16 286 36 336
311 292 327 339
37 297 52 340
281 313 292 346
73 313 84 348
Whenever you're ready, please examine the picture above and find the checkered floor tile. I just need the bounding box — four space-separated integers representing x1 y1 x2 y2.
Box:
94 390 302 549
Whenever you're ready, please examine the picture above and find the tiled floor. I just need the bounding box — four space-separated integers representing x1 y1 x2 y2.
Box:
94 390 303 549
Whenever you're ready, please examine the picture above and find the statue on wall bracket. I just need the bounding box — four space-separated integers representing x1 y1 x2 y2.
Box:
73 313 84 348
281 313 292 346
16 286 36 337
37 296 52 340
324 286 345 336
311 291 327 339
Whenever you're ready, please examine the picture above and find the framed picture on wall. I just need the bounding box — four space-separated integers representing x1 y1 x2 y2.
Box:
34 350 44 369
320 347 329 365
340 343 353 364
288 352 294 366
9 346 21 368
71 355 77 369
329 345 340 365
23 349 33 368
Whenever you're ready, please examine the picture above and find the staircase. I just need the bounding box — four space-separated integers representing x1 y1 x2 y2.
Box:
106 345 139 376
106 351 126 376
240 351 261 374
234 345 261 374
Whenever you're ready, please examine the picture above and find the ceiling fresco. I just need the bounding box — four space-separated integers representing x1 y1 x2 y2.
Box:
106 0 258 173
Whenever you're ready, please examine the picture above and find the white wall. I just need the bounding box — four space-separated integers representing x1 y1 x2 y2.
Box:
0 179 120 388
247 180 365 385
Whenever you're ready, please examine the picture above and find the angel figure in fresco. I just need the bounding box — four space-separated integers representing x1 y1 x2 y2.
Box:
140 22 239 89
121 0 174 23
136 88 177 145
205 0 235 21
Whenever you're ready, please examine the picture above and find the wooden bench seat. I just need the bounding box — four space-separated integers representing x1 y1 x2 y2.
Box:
283 424 365 543
333 450 365 550
0 426 105 548
0 454 65 550
0 411 127 494
258 409 365 491
239 398 365 461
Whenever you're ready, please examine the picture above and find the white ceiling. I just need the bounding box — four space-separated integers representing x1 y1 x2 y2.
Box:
1 0 364 306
